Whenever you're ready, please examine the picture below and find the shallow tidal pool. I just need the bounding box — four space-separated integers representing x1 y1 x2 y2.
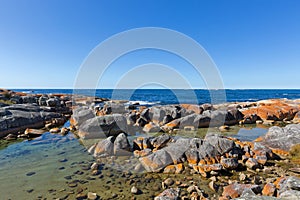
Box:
0 124 269 200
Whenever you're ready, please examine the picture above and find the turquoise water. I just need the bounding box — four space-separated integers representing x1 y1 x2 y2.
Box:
0 132 93 199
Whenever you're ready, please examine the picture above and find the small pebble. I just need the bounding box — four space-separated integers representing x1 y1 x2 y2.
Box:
26 172 36 176
112 193 118 198
27 189 34 193
68 182 78 188
64 175 72 180
131 186 139 194
76 193 87 199
59 158 68 163
87 192 98 200
163 178 174 186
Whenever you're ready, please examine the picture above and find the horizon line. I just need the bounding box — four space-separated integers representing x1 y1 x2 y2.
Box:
6 87 300 90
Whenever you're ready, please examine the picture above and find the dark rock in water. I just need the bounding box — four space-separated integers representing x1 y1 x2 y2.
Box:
260 124 300 155
26 172 36 176
78 114 128 139
26 189 34 193
154 188 180 200
64 175 72 180
114 133 131 155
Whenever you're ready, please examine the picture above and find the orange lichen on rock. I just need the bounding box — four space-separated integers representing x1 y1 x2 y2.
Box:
241 99 300 121
162 121 180 131
193 165 207 177
273 177 286 189
221 184 260 199
180 104 203 114
262 183 276 196
163 163 184 174
270 148 289 157
254 136 264 142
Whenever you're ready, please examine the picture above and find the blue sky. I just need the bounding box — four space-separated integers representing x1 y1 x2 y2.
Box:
0 0 299 89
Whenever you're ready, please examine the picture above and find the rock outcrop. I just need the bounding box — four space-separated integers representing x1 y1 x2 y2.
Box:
77 114 128 139
0 104 68 138
258 124 300 155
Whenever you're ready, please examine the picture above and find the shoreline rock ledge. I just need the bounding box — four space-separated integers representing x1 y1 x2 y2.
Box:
0 89 73 138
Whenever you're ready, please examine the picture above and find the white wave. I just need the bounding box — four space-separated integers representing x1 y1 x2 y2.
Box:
125 101 161 106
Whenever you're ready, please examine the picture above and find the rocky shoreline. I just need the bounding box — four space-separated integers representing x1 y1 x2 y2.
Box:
1 88 300 199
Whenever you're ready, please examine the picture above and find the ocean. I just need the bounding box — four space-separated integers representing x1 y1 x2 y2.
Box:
13 89 300 105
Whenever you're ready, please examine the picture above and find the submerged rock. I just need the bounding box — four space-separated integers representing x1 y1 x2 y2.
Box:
87 192 98 200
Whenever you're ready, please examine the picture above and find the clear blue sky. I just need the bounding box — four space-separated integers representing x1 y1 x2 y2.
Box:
0 0 299 89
